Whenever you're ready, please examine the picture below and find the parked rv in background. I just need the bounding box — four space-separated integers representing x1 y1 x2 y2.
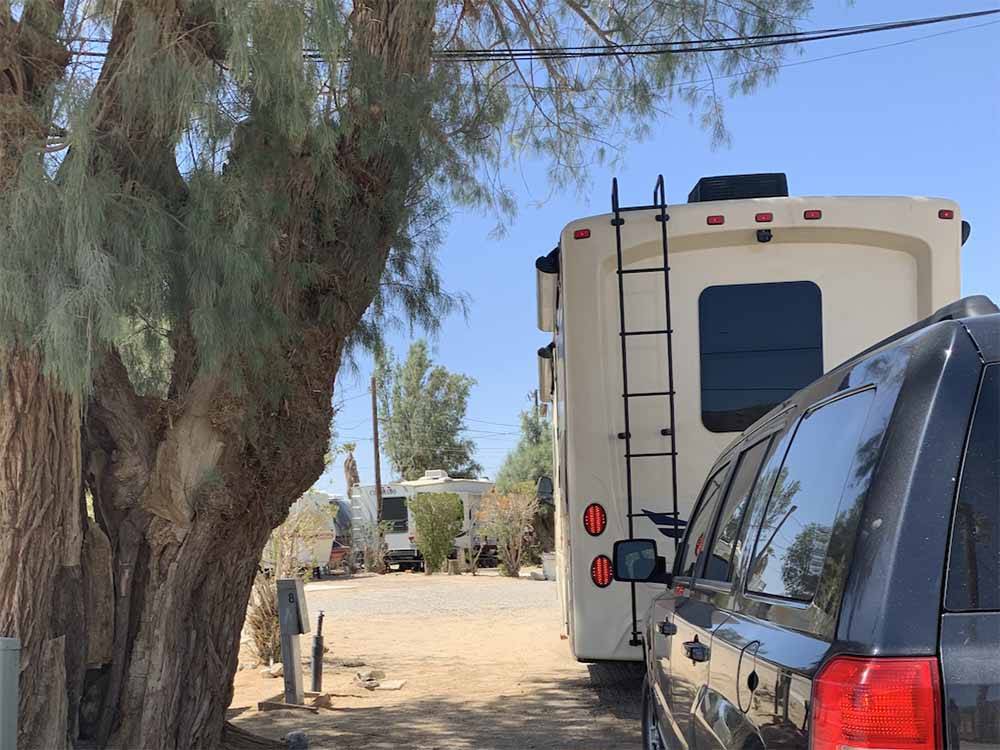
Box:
350 470 496 571
261 490 351 576
536 172 970 663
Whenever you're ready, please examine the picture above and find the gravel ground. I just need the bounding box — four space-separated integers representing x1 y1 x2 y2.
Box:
231 569 643 749
301 569 562 617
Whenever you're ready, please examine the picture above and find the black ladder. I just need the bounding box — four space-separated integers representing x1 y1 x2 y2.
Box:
611 175 682 649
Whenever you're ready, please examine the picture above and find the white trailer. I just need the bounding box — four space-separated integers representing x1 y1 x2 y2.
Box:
350 481 415 565
351 470 495 569
536 172 968 662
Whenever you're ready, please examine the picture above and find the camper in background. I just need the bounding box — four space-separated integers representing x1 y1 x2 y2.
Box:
351 470 496 571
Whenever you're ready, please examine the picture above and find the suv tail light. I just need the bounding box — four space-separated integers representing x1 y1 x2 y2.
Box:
811 656 943 750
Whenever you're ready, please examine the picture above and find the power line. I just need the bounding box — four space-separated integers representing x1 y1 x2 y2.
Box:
61 9 1000 63
659 18 1000 91
424 9 1000 63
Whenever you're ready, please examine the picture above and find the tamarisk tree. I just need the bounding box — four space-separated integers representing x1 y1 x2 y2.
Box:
0 1 813 748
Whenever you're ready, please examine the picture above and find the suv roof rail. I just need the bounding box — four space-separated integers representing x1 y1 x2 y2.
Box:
847 295 999 365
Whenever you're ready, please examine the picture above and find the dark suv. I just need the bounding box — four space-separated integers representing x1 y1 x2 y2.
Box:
615 296 1000 750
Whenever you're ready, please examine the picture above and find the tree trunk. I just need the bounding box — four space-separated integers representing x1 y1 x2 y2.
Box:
102 512 272 749
1 0 439 745
0 350 85 750
85 338 338 749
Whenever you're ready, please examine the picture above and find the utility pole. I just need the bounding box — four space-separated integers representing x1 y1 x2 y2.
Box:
533 389 539 418
371 374 387 574
371 375 383 524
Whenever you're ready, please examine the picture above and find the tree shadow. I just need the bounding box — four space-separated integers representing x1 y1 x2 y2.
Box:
230 667 641 749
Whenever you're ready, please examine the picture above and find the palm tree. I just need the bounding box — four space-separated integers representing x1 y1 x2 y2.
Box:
341 442 360 496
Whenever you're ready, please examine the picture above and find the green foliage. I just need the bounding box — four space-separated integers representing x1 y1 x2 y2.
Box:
478 490 539 578
376 340 481 480
1 0 815 395
495 404 552 493
408 491 464 574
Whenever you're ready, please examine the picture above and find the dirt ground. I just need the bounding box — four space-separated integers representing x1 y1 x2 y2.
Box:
229 569 642 749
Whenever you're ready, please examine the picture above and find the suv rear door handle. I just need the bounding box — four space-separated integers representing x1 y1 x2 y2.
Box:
683 637 709 662
658 621 677 636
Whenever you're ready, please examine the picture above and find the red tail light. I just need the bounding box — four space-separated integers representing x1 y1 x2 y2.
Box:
706 215 725 226
583 503 607 536
573 228 591 239
938 209 954 220
591 555 613 587
804 209 823 220
755 212 773 223
811 656 943 750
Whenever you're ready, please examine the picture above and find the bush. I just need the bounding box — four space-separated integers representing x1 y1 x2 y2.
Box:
409 492 464 573
246 574 281 664
478 491 539 578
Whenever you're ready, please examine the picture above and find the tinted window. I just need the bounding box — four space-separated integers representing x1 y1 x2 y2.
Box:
704 437 773 582
382 496 408 532
747 390 874 601
947 366 999 611
678 464 729 578
699 281 823 433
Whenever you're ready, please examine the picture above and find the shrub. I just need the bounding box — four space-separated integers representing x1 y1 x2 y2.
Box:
409 492 464 573
262 502 333 578
246 574 281 664
478 491 539 578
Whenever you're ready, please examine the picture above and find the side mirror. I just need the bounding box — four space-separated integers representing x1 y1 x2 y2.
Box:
536 476 554 505
613 539 672 585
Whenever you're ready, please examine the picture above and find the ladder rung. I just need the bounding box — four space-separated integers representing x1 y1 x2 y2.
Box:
624 390 675 398
626 451 678 458
621 329 672 337
618 267 668 275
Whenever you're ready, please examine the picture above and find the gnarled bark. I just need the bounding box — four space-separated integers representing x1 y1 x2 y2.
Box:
85 332 341 749
0 350 84 750
0 6 83 748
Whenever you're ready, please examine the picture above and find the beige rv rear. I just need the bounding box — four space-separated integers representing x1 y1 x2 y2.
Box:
537 175 965 662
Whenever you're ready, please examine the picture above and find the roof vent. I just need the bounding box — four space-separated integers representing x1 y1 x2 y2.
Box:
688 173 788 203
422 469 450 480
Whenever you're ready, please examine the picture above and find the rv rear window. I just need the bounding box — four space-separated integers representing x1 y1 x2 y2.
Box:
382 496 408 533
699 281 823 433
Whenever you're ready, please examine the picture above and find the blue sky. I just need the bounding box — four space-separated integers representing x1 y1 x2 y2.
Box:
314 1 1000 498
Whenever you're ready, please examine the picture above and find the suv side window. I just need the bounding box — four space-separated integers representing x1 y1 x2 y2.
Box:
677 463 729 578
946 365 999 611
703 436 773 582
747 389 875 601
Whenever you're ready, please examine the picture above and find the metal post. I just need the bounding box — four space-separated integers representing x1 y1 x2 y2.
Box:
371 376 383 526
311 611 325 693
0 638 19 750
276 579 309 705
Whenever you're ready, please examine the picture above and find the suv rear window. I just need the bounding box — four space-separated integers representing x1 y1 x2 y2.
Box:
704 437 773 582
677 463 729 578
947 365 1000 612
747 389 874 601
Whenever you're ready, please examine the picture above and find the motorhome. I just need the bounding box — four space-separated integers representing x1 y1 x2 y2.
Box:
351 470 495 570
536 172 969 662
